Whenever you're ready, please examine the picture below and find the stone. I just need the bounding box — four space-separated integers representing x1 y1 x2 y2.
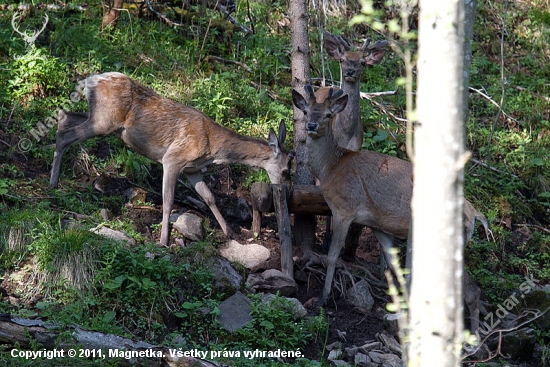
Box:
216 291 252 332
347 279 375 312
172 213 203 242
90 225 136 245
225 197 253 222
246 269 297 296
206 257 243 293
259 293 307 318
220 240 270 269
378 353 401 367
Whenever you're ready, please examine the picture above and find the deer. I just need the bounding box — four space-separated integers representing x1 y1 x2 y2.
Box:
292 85 488 331
317 32 389 254
49 72 294 247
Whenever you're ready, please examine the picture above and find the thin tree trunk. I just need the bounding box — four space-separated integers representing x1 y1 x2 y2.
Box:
462 0 478 134
289 0 315 257
101 0 124 30
409 0 466 365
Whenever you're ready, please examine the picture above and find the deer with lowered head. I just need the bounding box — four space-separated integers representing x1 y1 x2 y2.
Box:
50 72 294 246
292 85 487 331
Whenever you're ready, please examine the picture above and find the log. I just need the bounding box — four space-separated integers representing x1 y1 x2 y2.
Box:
287 185 331 215
0 315 218 367
272 184 293 278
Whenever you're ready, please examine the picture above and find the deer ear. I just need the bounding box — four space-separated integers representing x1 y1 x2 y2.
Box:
365 40 390 65
292 90 308 113
268 128 281 155
330 95 348 114
324 32 344 60
277 119 287 145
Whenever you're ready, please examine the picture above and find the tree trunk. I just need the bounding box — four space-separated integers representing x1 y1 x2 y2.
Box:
409 0 466 365
289 0 315 257
101 0 124 30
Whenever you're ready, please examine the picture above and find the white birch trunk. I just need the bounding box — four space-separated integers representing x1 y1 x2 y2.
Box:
409 0 466 365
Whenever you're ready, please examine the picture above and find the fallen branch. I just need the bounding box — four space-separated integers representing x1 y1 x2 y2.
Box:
469 87 521 125
206 55 252 72
469 158 519 178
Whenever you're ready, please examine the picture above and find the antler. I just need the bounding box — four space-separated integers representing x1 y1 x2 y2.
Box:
327 88 344 101
304 84 316 103
359 37 372 52
11 12 49 47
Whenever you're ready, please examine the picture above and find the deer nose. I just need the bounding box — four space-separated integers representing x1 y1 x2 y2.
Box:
345 69 356 77
307 121 318 132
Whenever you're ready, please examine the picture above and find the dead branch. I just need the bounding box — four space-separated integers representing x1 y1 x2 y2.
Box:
206 55 252 72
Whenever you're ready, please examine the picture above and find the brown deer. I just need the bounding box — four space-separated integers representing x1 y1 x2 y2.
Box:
50 72 294 246
292 85 487 331
320 31 389 151
318 32 389 253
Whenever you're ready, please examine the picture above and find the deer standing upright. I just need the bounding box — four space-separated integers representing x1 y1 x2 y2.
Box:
50 72 294 246
318 32 389 253
292 86 487 330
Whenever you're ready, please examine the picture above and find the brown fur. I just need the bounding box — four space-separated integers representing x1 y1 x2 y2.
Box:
50 72 294 246
292 86 488 331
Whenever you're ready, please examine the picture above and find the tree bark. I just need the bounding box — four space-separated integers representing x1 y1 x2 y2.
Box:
289 0 315 257
101 0 124 30
409 0 466 365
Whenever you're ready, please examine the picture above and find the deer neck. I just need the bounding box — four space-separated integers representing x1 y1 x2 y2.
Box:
307 120 346 181
334 78 362 150
211 127 272 169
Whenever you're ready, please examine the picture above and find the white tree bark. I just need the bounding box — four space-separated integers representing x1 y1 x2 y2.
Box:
409 0 466 365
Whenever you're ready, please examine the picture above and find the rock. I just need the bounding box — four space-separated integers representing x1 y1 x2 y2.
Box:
172 213 204 242
344 345 358 357
246 269 297 296
100 208 110 221
259 293 307 318
377 331 401 354
216 291 252 332
383 313 401 338
357 341 382 354
225 197 252 222
368 351 383 364
90 225 136 245
124 186 147 203
487 327 536 361
347 279 375 313
330 360 350 367
378 353 401 367
326 341 342 351
354 353 370 367
220 240 270 269
327 349 342 361
206 257 243 293
518 290 550 329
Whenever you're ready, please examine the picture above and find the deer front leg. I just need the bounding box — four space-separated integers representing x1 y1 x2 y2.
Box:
320 214 353 305
373 230 396 278
185 171 233 237
159 164 181 246
49 111 93 189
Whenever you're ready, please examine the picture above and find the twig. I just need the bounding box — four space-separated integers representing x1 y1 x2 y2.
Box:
144 0 184 27
469 158 519 178
513 223 550 234
485 0 509 168
205 55 252 72
469 87 520 125
249 81 285 102
218 4 251 35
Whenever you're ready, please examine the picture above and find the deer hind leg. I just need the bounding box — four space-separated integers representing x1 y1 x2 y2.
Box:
185 171 233 237
373 230 396 279
320 214 353 305
49 112 101 189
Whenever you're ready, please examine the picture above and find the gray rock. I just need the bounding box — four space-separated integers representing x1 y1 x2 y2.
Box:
172 213 203 242
347 279 375 312
260 293 307 318
90 225 136 245
220 240 270 269
379 353 401 367
225 197 252 222
246 269 297 296
354 353 370 367
216 291 252 332
206 257 243 293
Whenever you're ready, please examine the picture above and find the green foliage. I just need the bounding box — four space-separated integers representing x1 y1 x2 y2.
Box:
6 46 69 103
